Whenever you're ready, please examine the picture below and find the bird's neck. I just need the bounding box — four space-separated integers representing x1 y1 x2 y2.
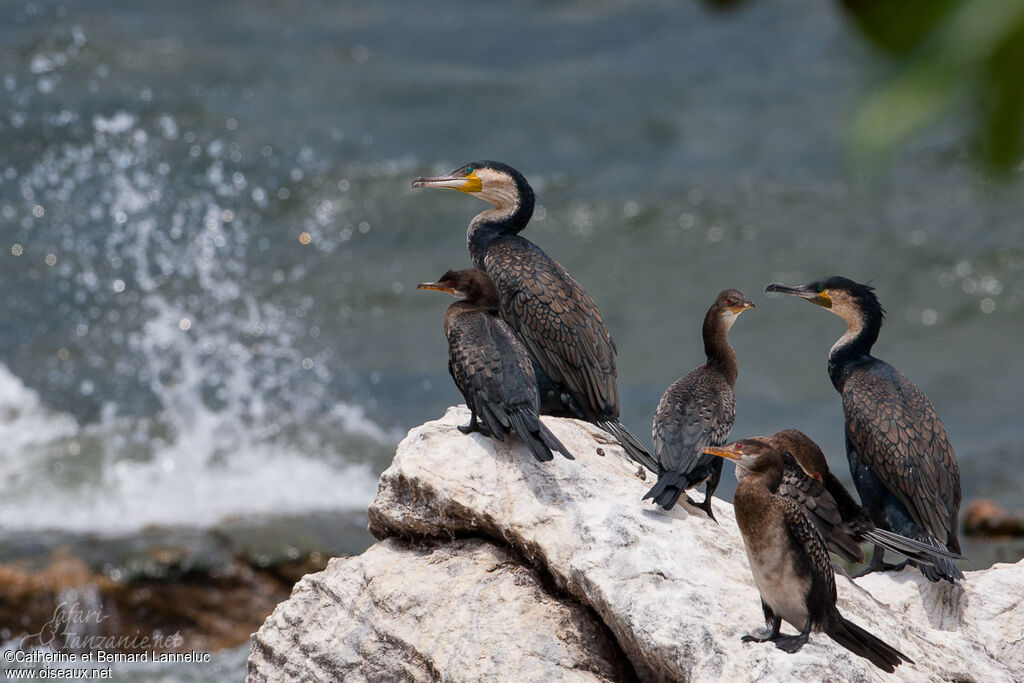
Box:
443 300 495 332
466 186 534 265
733 474 776 536
827 314 879 390
703 310 738 385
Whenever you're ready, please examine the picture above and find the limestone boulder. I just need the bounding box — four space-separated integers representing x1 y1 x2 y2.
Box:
246 537 634 682
250 406 1024 682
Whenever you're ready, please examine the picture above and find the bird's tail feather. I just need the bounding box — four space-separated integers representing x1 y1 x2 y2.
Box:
538 420 573 460
478 403 508 442
863 528 964 570
826 616 912 673
641 471 689 510
597 419 658 472
509 410 554 462
916 546 965 583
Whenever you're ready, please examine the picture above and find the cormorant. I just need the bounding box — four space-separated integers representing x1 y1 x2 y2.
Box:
642 289 754 520
705 445 913 672
418 268 573 463
765 277 962 583
705 429 963 567
412 161 655 471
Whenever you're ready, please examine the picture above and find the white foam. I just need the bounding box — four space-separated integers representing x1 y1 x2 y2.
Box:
0 365 79 456
0 363 385 534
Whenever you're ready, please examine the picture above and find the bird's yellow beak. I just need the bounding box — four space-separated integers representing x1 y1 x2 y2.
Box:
729 301 756 315
411 170 482 194
417 281 456 295
765 283 832 309
702 445 744 461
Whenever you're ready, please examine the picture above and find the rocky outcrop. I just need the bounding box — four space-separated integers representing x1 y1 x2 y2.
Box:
246 538 635 683
248 406 1024 682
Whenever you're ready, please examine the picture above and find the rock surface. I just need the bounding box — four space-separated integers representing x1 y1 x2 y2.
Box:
249 406 1024 682
247 537 635 682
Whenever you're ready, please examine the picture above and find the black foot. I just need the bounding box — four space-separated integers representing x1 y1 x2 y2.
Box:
741 632 775 644
773 633 809 654
457 419 493 437
852 559 910 579
699 494 718 523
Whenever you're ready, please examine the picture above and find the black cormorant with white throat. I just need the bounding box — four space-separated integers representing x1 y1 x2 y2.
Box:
643 289 754 520
413 161 655 471
418 268 572 463
704 444 913 673
765 277 962 583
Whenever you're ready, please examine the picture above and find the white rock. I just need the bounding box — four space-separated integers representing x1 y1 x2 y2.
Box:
252 406 1024 682
247 537 632 682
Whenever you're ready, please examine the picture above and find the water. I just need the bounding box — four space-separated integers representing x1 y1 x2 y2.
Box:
2 0 1023 679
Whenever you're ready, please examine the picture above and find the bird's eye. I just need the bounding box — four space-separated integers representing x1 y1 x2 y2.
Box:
727 298 736 306
464 166 474 175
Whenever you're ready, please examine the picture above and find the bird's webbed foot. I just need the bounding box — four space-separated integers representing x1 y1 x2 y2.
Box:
773 632 810 654
852 559 910 578
699 493 718 523
742 615 781 643
457 412 492 437
852 547 910 578
771 619 811 653
457 420 479 435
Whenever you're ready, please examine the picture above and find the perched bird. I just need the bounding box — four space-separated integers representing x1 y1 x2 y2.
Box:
412 161 655 471
706 429 963 567
418 268 572 463
766 277 962 582
704 444 913 673
643 289 755 520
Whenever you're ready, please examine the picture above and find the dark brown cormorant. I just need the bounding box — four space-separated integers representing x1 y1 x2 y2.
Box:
705 429 963 567
766 277 962 583
418 268 572 463
705 445 913 672
412 161 655 471
642 289 754 520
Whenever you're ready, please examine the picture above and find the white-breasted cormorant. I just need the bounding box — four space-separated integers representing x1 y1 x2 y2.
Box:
765 277 962 583
418 268 572 462
412 161 655 471
643 289 754 520
705 444 913 673
706 429 963 567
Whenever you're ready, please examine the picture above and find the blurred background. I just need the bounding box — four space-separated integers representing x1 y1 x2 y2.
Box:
1 0 1022 679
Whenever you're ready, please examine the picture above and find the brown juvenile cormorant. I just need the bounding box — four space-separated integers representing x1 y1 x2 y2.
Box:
706 429 963 567
705 445 913 672
412 161 655 471
643 289 754 520
418 268 572 463
766 277 962 583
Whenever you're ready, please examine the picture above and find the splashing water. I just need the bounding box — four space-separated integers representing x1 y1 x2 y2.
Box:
0 23 392 534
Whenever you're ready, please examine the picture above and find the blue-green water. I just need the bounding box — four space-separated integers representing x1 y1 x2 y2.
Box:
2 0 1023 678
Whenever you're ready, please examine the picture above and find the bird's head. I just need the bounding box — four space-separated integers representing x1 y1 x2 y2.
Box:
765 276 884 341
766 276 882 321
417 268 499 307
412 161 533 218
712 289 756 329
703 437 781 476
764 429 828 482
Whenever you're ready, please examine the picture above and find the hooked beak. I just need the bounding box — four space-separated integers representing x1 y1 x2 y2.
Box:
417 281 457 295
702 445 744 461
765 283 832 309
411 170 482 194
729 300 756 315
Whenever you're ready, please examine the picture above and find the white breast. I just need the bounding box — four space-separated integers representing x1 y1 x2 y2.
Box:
743 533 810 630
